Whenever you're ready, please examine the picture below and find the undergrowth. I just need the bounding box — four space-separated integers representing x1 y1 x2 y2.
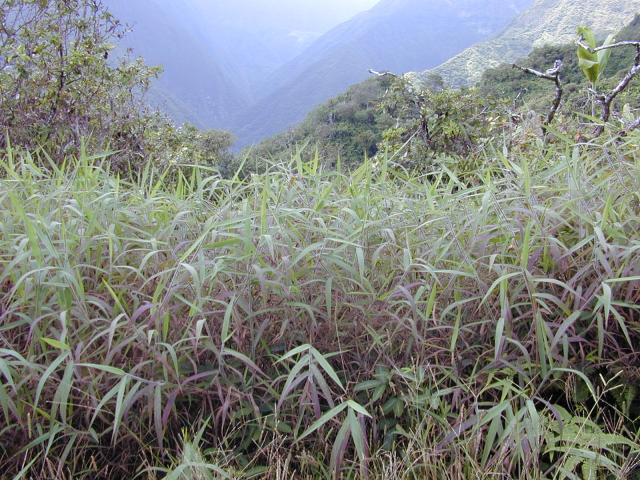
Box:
1 135 640 479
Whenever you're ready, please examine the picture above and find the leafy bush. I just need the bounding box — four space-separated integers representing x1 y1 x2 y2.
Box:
0 0 160 162
0 0 238 176
143 120 236 176
377 80 509 177
249 77 395 170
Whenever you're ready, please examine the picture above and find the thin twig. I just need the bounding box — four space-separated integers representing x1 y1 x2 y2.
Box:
368 69 398 78
620 116 640 137
512 62 563 128
593 55 640 137
576 39 640 53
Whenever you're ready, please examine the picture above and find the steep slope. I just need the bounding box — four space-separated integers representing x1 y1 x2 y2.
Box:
254 15 640 172
232 0 532 146
190 0 381 103
477 14 640 116
106 0 382 130
248 76 395 168
426 0 640 88
106 0 249 128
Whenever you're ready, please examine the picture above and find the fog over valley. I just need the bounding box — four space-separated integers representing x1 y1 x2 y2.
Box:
106 0 531 145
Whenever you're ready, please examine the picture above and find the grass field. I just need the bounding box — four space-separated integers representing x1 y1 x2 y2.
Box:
1 136 639 478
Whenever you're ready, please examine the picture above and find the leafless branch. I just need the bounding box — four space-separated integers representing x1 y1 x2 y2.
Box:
512 62 563 128
368 69 398 78
512 64 554 81
576 39 640 53
593 47 640 137
620 116 640 137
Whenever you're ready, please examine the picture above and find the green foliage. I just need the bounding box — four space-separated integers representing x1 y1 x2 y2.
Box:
1 133 639 477
1 4 640 479
0 0 161 163
143 120 236 175
0 0 238 176
251 16 640 179
480 43 582 102
249 77 395 170
378 79 508 175
545 405 638 479
577 26 615 85
479 16 640 135
607 15 640 74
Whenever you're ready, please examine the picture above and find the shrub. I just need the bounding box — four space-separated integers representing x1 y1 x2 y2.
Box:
378 80 509 176
0 0 161 163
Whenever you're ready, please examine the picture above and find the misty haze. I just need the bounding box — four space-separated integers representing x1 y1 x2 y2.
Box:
107 0 536 145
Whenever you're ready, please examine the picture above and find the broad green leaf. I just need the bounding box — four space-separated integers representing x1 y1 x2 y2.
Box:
346 400 372 418
77 363 127 377
34 353 69 413
311 348 344 391
277 344 312 363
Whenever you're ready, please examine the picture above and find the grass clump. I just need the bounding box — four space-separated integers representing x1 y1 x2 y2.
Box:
0 136 639 479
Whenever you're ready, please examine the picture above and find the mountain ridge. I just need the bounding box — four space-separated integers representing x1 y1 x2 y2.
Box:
423 0 640 88
106 0 250 128
231 0 532 146
106 0 380 130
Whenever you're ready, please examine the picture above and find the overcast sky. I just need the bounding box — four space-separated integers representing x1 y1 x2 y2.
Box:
193 0 382 35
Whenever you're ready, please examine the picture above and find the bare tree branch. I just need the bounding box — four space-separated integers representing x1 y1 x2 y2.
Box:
576 39 640 53
368 69 398 78
593 45 640 137
512 64 555 81
620 116 640 137
512 61 563 128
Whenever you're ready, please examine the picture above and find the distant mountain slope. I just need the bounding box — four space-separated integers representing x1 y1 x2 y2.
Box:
425 0 640 88
106 0 249 128
189 0 382 103
476 14 640 116
106 0 383 131
232 0 532 146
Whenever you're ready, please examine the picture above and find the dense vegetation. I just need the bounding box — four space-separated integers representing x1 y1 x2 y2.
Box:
2 131 640 479
256 16 640 175
1 2 640 479
0 0 235 172
480 16 640 114
248 77 395 169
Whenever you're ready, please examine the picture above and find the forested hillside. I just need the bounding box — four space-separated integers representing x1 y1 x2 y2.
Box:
425 0 640 87
1 1 640 479
479 14 640 108
246 76 395 168
254 15 640 170
232 0 532 145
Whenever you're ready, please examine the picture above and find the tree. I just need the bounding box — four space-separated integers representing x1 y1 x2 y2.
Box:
576 27 640 137
0 0 159 162
377 77 507 174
